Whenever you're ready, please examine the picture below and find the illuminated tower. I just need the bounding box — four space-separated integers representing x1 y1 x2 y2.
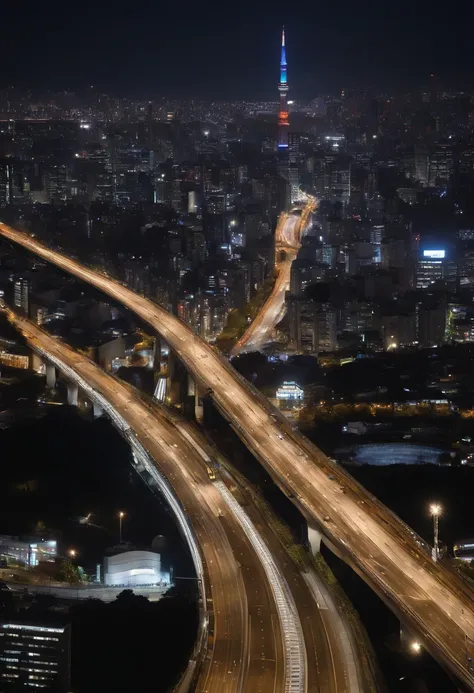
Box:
278 27 289 151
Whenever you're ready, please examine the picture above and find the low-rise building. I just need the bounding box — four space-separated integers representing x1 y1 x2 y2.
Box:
104 549 162 587
0 536 57 568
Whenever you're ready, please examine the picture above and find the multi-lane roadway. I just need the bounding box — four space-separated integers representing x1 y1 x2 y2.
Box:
232 202 315 355
169 416 367 693
8 312 289 693
13 311 371 693
2 221 474 688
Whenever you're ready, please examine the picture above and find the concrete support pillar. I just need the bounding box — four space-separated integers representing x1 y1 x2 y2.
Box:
307 523 322 555
186 372 203 422
166 350 186 407
45 363 56 389
187 371 196 398
30 352 44 373
195 388 204 423
93 401 103 418
166 350 177 404
67 382 79 407
165 350 201 419
153 376 167 402
153 335 162 373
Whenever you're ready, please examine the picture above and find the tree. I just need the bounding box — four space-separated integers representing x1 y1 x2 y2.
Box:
33 520 47 535
232 351 267 376
114 589 149 609
56 559 80 584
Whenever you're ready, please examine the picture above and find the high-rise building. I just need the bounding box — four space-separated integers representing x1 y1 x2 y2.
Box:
0 619 71 691
14 277 29 315
44 165 68 202
147 101 154 150
326 157 351 208
0 160 13 207
288 299 337 353
416 249 457 291
414 147 429 187
417 301 447 347
313 306 338 352
429 142 453 187
289 165 300 203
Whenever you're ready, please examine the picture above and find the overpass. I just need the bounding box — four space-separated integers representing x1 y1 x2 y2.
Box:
231 200 316 356
139 389 369 693
8 310 306 693
10 311 374 693
2 221 474 689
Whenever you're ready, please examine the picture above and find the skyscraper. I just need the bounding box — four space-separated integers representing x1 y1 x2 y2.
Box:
0 160 13 207
277 28 289 151
14 277 29 315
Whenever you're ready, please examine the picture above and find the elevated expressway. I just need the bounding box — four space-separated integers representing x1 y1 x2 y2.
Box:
156 413 367 693
7 312 296 693
2 222 474 689
11 311 369 693
231 200 316 356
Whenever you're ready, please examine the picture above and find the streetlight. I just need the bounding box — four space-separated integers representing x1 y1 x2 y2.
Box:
68 549 77 559
118 511 125 544
411 641 421 654
430 503 442 562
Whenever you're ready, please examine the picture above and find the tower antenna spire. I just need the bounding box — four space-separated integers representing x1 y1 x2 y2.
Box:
277 27 289 150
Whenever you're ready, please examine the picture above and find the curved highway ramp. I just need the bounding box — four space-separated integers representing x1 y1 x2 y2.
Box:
231 200 316 356
8 311 303 693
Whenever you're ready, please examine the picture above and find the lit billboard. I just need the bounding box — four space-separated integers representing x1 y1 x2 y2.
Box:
423 250 445 259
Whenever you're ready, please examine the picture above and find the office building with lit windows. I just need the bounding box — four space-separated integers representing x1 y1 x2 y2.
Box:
0 620 71 690
416 249 457 291
13 277 29 315
0 536 57 568
276 381 304 401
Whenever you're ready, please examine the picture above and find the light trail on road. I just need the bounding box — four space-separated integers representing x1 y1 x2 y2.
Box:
8 311 289 693
215 480 306 693
232 201 315 356
159 412 368 693
2 221 474 689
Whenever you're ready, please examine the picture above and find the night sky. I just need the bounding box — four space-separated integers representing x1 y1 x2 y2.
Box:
1 0 472 98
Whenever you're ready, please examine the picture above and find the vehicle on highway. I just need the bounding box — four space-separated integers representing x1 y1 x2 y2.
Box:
206 466 216 481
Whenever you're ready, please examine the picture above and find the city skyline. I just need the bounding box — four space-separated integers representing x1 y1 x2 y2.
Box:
2 5 474 691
